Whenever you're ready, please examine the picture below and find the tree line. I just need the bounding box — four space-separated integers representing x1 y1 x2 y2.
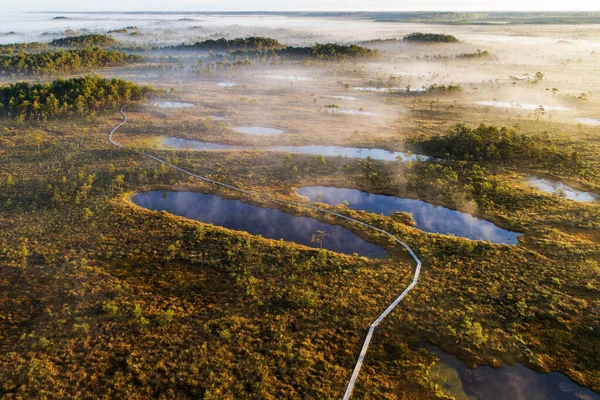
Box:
417 123 588 174
235 43 376 60
0 75 154 120
403 32 460 43
167 36 284 51
0 34 117 56
49 34 117 48
456 50 492 58
0 41 49 55
0 48 142 76
163 37 374 60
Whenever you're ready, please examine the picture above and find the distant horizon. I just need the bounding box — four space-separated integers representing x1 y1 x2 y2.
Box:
3 0 599 13
27 10 600 13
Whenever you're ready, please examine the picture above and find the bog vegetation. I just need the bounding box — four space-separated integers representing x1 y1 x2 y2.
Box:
456 50 492 58
0 14 599 400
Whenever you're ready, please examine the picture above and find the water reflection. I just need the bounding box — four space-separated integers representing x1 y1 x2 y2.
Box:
424 344 600 400
527 177 598 203
354 86 426 92
270 145 430 161
152 101 195 108
297 186 521 245
160 137 430 162
234 126 284 135
323 107 377 116
131 191 388 258
217 82 238 87
162 137 248 151
258 75 313 81
477 101 569 111
575 118 600 126
331 95 357 100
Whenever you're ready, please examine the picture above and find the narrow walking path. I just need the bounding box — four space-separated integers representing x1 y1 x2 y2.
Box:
109 105 422 399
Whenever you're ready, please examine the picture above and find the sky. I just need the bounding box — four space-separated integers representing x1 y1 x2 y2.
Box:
2 0 599 12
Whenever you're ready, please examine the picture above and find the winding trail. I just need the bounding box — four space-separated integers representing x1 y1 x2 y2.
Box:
110 105 422 399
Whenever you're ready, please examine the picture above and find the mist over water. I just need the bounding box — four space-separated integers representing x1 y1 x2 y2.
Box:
323 108 377 116
576 118 600 126
2 8 600 400
354 86 426 92
331 95 357 100
162 137 246 151
527 177 598 202
234 126 284 135
259 75 313 81
152 101 195 108
297 186 521 244
477 101 570 112
160 137 431 161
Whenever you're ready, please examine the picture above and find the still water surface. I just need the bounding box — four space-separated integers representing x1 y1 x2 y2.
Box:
131 191 388 258
297 186 521 245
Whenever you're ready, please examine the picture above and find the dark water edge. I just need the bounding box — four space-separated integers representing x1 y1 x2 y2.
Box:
297 186 521 245
131 190 388 258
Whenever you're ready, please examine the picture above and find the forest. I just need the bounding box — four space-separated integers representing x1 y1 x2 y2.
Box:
0 34 118 56
232 43 376 60
49 34 117 48
403 32 461 43
417 123 589 175
168 36 285 51
0 42 49 56
0 48 142 76
0 76 154 120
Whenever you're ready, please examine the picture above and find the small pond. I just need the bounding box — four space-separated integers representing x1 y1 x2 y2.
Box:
234 126 284 135
477 101 569 111
160 137 430 162
354 86 426 92
424 344 600 400
576 118 600 126
297 186 521 245
152 101 195 108
162 137 249 151
259 75 313 81
323 107 377 116
130 191 388 258
268 145 430 161
217 82 238 87
331 95 357 100
527 177 598 203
